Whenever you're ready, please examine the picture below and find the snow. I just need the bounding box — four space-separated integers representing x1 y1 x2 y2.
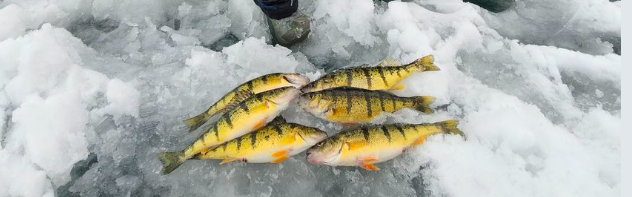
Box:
0 0 620 197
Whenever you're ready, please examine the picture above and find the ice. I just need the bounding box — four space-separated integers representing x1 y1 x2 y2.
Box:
0 150 55 197
96 79 141 119
0 4 27 41
479 0 621 55
0 0 620 197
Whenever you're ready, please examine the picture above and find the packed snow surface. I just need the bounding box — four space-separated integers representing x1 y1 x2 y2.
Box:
0 0 620 197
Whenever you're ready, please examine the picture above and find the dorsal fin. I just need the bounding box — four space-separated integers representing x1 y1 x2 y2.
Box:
222 90 253 112
377 58 401 67
267 116 287 126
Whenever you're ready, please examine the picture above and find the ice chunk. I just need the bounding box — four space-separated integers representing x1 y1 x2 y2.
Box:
226 0 270 41
0 24 136 189
8 93 90 186
96 79 141 119
223 37 300 76
0 4 28 42
0 150 55 197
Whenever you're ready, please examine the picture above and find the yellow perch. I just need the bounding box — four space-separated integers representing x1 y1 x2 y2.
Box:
306 120 463 171
299 88 435 125
159 87 301 174
195 122 328 164
184 73 310 132
301 55 439 93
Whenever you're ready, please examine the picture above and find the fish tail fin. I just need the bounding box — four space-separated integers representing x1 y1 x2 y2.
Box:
413 96 435 114
183 113 210 132
437 120 464 136
159 151 185 174
412 55 440 71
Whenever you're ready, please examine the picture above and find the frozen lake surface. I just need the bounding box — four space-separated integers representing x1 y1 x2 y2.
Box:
0 0 620 197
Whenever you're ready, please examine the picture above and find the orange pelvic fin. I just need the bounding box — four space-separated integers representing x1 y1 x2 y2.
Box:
360 164 380 171
411 137 426 146
363 157 379 163
271 149 290 157
272 155 289 163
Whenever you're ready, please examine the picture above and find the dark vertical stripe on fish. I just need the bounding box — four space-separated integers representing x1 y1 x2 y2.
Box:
362 69 372 89
213 125 219 139
381 125 391 143
239 102 249 112
262 75 268 85
250 131 257 149
346 90 353 114
236 137 242 150
246 81 253 91
364 93 372 117
394 125 406 140
396 69 402 78
377 66 388 87
200 133 209 148
223 113 233 128
378 92 386 112
273 125 283 135
222 143 228 152
391 97 397 111
362 128 370 142
345 69 353 87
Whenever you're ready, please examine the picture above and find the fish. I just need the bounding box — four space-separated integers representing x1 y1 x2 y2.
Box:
300 55 439 93
184 73 310 132
266 115 287 125
299 87 435 125
194 123 328 164
306 120 463 171
159 87 301 174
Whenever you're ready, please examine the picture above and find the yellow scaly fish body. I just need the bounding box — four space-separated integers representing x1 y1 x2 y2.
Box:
301 55 439 93
299 88 434 125
159 87 301 174
306 120 463 170
184 73 309 131
196 123 327 164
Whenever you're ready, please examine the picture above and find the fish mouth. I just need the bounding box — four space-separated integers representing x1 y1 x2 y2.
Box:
299 82 317 93
276 88 301 103
283 75 310 88
306 151 324 165
306 143 338 165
